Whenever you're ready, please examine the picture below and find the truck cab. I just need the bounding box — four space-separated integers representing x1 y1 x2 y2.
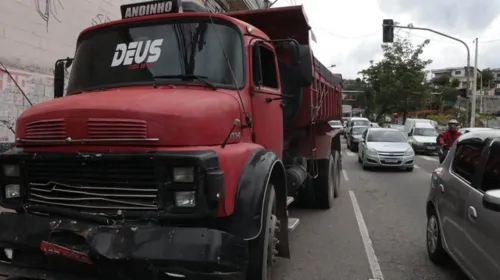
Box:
0 1 343 279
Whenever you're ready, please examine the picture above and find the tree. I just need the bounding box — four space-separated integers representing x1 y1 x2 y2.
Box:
480 68 494 89
358 31 432 122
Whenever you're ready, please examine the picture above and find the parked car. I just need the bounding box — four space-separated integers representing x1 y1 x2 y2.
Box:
386 124 405 132
458 127 494 134
328 120 344 134
357 128 414 171
426 130 500 280
346 126 368 151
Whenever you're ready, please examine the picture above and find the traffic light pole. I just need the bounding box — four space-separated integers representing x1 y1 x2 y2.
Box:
383 23 473 127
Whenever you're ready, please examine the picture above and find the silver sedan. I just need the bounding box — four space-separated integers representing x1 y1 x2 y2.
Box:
357 128 415 171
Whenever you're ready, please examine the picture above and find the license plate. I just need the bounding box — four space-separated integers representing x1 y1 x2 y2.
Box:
385 158 398 163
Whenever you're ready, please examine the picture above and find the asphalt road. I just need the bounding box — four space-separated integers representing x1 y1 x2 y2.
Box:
273 140 470 280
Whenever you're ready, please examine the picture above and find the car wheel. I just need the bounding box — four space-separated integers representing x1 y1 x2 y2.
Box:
361 157 368 170
426 212 449 265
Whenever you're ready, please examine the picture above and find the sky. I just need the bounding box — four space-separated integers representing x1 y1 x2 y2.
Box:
272 0 500 80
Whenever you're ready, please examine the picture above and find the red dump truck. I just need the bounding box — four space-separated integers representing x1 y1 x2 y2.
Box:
0 1 343 279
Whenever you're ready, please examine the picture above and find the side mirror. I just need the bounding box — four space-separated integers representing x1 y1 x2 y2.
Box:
296 45 313 87
483 190 500 212
53 57 73 99
408 132 412 136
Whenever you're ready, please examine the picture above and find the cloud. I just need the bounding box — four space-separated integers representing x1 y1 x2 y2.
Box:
271 0 500 79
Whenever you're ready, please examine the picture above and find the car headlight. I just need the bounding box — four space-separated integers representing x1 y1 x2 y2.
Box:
366 148 378 155
5 184 20 198
173 167 194 183
413 141 423 146
2 165 20 177
174 191 196 207
405 149 415 156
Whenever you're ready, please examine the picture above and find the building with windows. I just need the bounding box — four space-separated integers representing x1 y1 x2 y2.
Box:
430 66 481 89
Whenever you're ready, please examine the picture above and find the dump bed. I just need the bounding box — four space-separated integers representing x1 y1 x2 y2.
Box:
226 6 343 128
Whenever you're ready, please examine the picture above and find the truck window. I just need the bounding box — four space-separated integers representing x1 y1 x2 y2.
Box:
67 18 245 94
252 45 278 88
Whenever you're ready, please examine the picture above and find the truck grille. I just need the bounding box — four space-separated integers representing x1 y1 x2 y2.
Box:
87 118 147 139
25 119 66 140
25 159 158 212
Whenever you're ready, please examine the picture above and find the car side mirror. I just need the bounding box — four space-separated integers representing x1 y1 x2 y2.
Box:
408 132 412 136
53 57 73 99
483 190 500 212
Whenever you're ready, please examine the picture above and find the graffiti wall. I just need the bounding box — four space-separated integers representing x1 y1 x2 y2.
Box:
0 68 54 143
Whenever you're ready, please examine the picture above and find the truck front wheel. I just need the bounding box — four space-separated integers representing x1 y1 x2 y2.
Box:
246 185 279 280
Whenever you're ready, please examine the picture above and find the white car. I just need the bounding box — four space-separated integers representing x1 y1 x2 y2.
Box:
358 128 415 171
328 120 344 134
458 127 494 134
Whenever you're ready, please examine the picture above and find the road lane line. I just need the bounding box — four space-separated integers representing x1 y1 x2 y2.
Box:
346 151 356 157
421 156 438 162
342 169 350 181
349 190 384 280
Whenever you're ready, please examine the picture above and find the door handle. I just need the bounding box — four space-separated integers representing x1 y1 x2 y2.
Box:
439 184 445 194
468 206 478 220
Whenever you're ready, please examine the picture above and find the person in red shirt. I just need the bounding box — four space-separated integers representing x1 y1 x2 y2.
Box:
438 119 462 149
437 119 462 163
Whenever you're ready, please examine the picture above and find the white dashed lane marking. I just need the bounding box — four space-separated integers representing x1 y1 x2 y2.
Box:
420 156 438 162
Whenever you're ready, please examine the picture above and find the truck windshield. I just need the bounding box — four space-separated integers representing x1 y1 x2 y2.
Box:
67 18 244 94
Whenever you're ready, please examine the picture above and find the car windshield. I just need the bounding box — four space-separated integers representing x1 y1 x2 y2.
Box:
367 130 407 142
67 18 244 94
413 128 438 136
352 127 367 135
352 120 370 127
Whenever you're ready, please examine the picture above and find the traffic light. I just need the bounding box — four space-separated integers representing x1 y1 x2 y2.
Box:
382 19 394 43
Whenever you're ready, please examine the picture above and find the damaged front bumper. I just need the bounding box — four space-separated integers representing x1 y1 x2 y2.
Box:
0 213 248 280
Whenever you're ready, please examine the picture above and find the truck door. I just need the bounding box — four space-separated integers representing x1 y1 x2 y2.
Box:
250 42 283 157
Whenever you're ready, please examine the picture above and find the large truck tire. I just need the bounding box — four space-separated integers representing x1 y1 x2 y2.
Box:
246 184 279 280
297 151 339 209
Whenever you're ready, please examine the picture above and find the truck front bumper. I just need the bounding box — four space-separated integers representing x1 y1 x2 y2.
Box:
0 213 248 280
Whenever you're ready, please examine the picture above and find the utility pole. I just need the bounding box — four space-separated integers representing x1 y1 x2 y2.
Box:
471 38 478 127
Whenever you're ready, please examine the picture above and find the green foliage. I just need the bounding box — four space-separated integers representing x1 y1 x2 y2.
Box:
480 68 494 88
358 31 432 121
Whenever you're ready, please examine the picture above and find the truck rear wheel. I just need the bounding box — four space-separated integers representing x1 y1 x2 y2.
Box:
315 152 336 209
297 152 338 209
246 184 278 280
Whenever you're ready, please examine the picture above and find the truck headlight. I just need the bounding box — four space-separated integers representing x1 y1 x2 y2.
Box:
2 165 20 177
5 184 20 198
366 148 378 155
173 167 194 183
175 191 195 207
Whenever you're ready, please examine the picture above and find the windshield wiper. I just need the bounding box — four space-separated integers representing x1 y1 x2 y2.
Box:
154 74 217 90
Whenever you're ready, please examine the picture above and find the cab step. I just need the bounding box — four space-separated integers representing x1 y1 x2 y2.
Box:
288 217 300 232
286 196 294 207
